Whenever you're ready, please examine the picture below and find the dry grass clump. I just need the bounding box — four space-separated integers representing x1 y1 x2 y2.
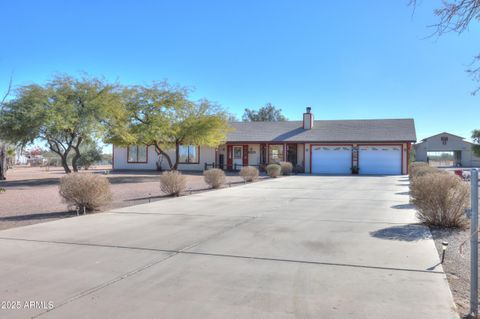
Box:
59 173 112 213
160 171 187 196
266 164 281 178
204 168 226 189
279 161 293 175
409 162 430 179
410 172 469 228
239 166 259 182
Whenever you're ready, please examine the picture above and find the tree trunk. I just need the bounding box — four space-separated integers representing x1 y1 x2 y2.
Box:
154 143 173 170
71 150 81 172
70 137 83 173
60 155 71 174
173 141 180 171
0 144 7 180
47 142 72 174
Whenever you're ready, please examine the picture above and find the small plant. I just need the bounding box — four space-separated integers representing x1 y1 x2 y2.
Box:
160 170 187 196
240 166 259 182
0 187 5 193
266 164 281 178
59 173 112 213
278 161 293 175
410 173 469 228
204 168 226 189
294 164 305 174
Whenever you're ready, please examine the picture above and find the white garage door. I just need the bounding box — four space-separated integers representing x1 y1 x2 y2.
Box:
311 146 352 174
359 146 402 175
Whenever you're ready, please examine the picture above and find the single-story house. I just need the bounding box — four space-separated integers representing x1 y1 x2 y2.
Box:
414 132 480 167
113 108 417 175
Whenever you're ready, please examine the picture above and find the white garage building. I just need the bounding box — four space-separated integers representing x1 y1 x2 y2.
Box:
113 108 416 175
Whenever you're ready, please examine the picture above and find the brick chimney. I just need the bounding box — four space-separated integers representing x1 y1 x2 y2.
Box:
303 107 313 129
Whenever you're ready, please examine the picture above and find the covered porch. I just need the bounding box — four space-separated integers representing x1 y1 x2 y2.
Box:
209 143 304 171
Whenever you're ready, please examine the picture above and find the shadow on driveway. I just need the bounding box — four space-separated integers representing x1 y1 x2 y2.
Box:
391 203 415 209
370 224 431 242
0 211 78 222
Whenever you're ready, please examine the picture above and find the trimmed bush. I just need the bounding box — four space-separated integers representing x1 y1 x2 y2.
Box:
279 161 293 175
266 164 281 178
410 172 469 228
240 166 259 182
59 173 112 213
160 170 187 196
204 168 226 189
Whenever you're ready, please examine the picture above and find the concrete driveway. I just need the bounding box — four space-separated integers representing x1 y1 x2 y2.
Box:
0 176 458 318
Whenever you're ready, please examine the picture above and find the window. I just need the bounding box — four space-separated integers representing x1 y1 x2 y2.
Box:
269 144 284 163
233 146 242 159
127 145 147 163
179 145 199 164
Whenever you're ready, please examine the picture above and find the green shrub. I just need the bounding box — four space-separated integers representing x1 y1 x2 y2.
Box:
59 173 112 213
203 168 226 189
160 171 187 196
410 173 469 228
240 166 259 182
266 164 281 178
279 161 293 175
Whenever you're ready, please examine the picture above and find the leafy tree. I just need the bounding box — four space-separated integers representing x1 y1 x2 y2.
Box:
242 103 287 121
473 129 480 157
76 143 103 170
109 82 231 170
0 75 124 173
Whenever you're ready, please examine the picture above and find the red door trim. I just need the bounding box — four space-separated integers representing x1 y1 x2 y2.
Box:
242 144 248 166
227 145 233 170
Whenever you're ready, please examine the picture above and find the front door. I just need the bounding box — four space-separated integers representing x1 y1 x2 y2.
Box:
233 146 243 170
286 144 297 166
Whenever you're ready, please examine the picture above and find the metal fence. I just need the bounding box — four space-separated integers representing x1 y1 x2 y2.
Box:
204 162 261 171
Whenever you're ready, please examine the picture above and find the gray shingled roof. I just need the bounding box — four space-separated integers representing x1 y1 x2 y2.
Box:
227 119 416 142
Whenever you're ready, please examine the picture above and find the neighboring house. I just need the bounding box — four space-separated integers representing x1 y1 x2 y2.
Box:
414 132 480 167
113 108 417 175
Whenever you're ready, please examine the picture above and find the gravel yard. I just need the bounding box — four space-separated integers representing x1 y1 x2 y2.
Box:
0 166 265 231
431 227 479 317
429 170 479 317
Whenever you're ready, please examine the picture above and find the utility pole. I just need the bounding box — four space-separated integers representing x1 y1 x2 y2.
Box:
471 169 479 318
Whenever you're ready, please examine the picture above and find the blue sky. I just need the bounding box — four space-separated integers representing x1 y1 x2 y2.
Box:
1 0 479 144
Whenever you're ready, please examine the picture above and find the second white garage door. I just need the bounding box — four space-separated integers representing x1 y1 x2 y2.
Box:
359 145 402 175
311 146 352 174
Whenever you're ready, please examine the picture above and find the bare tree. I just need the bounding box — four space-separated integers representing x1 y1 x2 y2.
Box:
410 0 480 94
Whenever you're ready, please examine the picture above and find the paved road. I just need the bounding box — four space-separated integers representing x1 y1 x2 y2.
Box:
0 176 458 318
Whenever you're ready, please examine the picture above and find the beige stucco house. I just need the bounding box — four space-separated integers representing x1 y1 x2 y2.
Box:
113 108 417 175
